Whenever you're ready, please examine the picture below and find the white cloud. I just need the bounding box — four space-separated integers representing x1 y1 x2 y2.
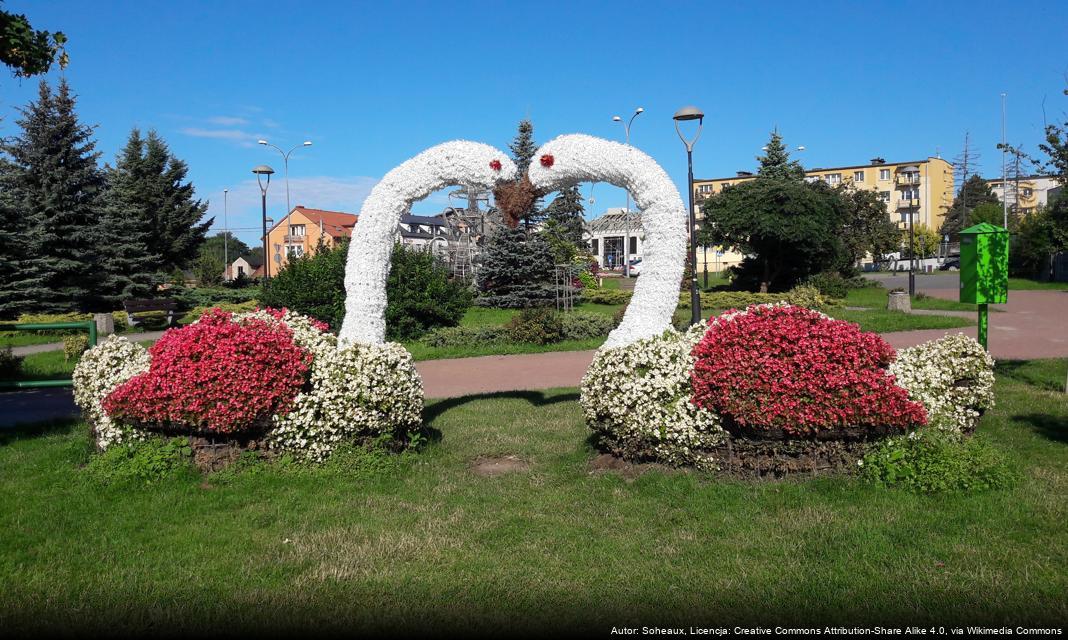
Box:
180 127 259 143
206 115 250 126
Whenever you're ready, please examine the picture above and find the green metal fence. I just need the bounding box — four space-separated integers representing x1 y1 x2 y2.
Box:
0 321 97 389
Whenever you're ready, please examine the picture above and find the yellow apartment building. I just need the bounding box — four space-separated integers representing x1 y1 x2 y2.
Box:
691 156 955 270
262 206 358 275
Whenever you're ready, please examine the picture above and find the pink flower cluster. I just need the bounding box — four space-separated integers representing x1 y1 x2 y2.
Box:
103 309 312 434
690 305 927 437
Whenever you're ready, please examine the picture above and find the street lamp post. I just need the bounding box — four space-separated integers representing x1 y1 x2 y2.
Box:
252 165 275 284
223 188 229 280
674 105 704 326
258 139 312 258
612 108 643 277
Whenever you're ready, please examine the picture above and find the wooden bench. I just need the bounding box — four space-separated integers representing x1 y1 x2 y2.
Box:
123 299 182 329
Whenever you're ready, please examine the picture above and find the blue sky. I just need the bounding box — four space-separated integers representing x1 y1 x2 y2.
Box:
2 0 1067 247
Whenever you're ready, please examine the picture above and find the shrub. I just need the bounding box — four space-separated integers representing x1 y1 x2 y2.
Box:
261 241 470 338
84 437 196 485
677 286 837 311
581 288 632 305
578 271 598 290
177 300 259 325
269 342 423 462
0 346 23 379
559 312 616 341
691 304 927 439
889 333 996 434
860 431 1013 493
422 325 509 348
73 336 152 449
172 286 261 310
581 325 726 469
385 243 473 341
103 309 312 435
506 307 564 345
63 334 89 362
805 272 851 299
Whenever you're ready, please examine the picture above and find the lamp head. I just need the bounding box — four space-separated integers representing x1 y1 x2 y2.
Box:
673 105 704 121
302 141 312 146
257 139 268 146
252 165 275 175
612 115 622 122
635 107 645 114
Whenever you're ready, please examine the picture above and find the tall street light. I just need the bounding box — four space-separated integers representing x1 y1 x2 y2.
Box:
223 188 229 280
612 107 643 276
252 164 275 284
674 105 704 326
259 139 312 257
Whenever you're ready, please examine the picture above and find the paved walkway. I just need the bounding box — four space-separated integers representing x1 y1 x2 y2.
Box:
10 330 167 357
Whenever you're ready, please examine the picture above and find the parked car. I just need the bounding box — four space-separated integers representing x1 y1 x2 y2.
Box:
627 258 642 276
939 258 960 271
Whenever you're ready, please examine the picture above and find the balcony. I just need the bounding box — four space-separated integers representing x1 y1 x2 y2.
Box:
897 198 920 209
896 174 921 186
284 234 306 243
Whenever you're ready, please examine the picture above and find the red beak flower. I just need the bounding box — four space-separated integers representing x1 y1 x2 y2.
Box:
489 159 502 172
540 154 554 168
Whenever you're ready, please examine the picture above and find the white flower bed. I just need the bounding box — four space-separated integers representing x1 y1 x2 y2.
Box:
528 134 688 349
889 333 996 434
72 335 151 449
580 325 725 469
269 341 423 461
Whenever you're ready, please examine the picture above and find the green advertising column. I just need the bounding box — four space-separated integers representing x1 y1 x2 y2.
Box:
959 222 1009 350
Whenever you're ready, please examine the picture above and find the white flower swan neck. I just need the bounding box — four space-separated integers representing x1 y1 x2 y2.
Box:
527 134 687 349
338 141 517 346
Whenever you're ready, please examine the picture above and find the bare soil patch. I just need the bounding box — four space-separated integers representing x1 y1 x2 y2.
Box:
470 455 531 477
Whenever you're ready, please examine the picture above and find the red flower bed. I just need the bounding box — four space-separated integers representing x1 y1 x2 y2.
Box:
690 304 926 438
103 309 312 435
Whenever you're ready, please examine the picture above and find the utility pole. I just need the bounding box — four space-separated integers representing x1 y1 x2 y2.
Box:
1001 92 1008 229
223 189 229 280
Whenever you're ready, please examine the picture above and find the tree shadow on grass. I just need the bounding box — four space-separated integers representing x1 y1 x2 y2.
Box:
1014 413 1068 445
996 359 1068 392
422 389 580 428
0 417 79 446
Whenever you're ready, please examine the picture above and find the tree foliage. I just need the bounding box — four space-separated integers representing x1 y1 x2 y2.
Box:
476 226 556 307
701 178 844 292
0 7 67 77
199 232 251 265
505 119 542 226
541 184 586 262
756 130 805 181
834 184 900 268
940 175 1000 237
1 80 107 313
261 240 471 339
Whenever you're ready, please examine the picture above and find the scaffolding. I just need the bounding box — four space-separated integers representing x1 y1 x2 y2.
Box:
443 184 496 282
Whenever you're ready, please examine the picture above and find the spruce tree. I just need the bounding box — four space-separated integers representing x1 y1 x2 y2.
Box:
2 79 108 313
99 129 160 302
475 226 556 308
0 158 44 318
126 130 211 270
756 130 805 181
543 185 586 245
506 119 542 227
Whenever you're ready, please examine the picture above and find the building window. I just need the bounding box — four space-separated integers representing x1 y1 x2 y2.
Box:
629 236 638 255
237 266 245 277
826 173 842 185
290 224 306 237
591 239 599 256
854 170 865 182
1022 187 1034 198
698 184 712 194
879 169 891 181
878 191 891 203
286 245 304 259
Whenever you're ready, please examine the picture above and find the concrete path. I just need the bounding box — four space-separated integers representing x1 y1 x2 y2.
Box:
10 330 167 357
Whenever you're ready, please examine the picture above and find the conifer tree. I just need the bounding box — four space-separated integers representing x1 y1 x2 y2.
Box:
1 79 107 312
506 119 542 227
99 128 160 302
0 158 43 318
475 226 556 308
756 130 805 181
134 131 212 270
540 184 587 261
940 175 1000 237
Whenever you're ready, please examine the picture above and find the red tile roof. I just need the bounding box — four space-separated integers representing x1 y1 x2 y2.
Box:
268 206 358 239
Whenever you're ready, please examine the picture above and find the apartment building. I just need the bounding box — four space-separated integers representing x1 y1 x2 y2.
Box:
264 206 358 273
987 175 1062 215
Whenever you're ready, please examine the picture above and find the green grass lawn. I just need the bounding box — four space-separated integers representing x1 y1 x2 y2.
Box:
10 341 157 383
1008 277 1068 291
845 287 978 312
0 332 73 349
1 361 1065 633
